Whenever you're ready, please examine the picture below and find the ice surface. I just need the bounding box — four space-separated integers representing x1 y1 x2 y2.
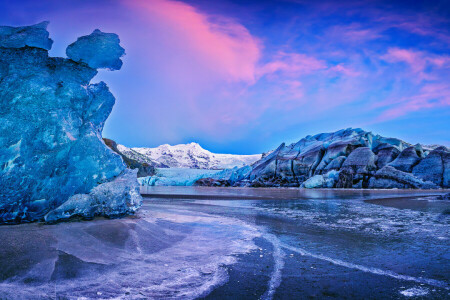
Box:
0 21 53 50
0 23 141 223
400 287 429 297
45 169 142 223
301 170 339 188
211 165 253 183
66 29 125 70
139 168 221 186
0 189 448 298
0 202 260 299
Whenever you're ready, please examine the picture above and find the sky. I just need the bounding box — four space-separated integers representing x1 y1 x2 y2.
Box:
1 0 449 154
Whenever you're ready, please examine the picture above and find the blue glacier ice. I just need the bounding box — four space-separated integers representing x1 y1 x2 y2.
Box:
208 128 449 189
0 22 141 223
211 165 253 183
139 168 221 186
138 166 253 187
66 29 125 70
0 21 53 50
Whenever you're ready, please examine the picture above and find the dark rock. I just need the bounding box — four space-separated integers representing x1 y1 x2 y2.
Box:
335 169 354 188
413 146 450 187
103 138 155 177
388 146 421 172
437 193 450 200
369 166 438 189
373 144 400 168
340 147 377 174
194 178 230 187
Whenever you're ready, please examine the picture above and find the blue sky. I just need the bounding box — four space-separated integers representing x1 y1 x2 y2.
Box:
1 0 449 153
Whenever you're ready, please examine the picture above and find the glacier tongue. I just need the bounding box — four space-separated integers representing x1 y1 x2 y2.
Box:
0 22 141 223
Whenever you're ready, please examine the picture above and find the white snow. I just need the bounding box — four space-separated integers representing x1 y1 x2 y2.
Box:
399 287 429 297
130 142 261 169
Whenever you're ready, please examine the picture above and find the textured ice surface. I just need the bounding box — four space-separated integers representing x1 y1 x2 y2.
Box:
0 23 141 223
0 189 448 298
139 168 221 186
45 169 142 223
66 29 125 70
301 170 339 188
211 165 253 182
0 21 53 50
400 287 429 297
0 201 259 299
242 128 450 188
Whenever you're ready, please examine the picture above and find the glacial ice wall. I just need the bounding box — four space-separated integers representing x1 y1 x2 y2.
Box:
196 128 449 189
0 22 142 223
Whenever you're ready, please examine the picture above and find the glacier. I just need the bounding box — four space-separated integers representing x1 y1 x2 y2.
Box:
196 128 449 189
0 22 142 224
138 166 255 187
138 168 221 186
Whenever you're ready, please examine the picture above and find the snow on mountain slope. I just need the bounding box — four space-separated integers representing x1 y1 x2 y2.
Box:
116 144 168 168
128 142 261 169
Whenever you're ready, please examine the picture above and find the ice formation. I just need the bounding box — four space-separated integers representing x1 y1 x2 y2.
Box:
139 168 220 186
66 29 125 70
0 22 141 223
196 128 449 189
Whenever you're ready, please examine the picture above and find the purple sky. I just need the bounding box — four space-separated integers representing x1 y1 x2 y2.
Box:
1 0 449 154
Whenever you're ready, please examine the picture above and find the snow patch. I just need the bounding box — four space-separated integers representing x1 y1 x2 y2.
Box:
400 287 429 297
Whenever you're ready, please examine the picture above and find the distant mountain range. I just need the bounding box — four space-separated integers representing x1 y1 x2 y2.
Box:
108 141 261 170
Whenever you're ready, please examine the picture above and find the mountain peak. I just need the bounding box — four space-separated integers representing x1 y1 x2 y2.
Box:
126 143 261 169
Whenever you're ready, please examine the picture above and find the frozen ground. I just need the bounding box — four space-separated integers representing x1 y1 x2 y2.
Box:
0 188 449 299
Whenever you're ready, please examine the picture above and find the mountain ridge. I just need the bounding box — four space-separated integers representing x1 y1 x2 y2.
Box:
113 141 262 170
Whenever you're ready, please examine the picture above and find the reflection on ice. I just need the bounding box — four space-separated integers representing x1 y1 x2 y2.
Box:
0 204 259 299
0 187 449 299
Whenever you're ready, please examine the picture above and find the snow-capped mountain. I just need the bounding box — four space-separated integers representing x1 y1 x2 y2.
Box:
118 142 261 170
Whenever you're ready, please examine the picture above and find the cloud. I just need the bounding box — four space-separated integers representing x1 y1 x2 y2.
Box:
257 51 327 78
380 47 450 81
125 0 261 84
377 83 450 121
325 23 383 43
375 13 450 45
328 63 361 77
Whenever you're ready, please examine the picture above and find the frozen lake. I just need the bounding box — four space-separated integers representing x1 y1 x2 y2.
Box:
0 187 449 299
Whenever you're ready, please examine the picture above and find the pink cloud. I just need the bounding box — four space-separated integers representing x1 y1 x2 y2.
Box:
381 48 450 82
328 63 361 77
376 13 450 45
381 48 426 73
325 23 383 43
377 83 450 121
257 52 327 78
125 0 261 84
